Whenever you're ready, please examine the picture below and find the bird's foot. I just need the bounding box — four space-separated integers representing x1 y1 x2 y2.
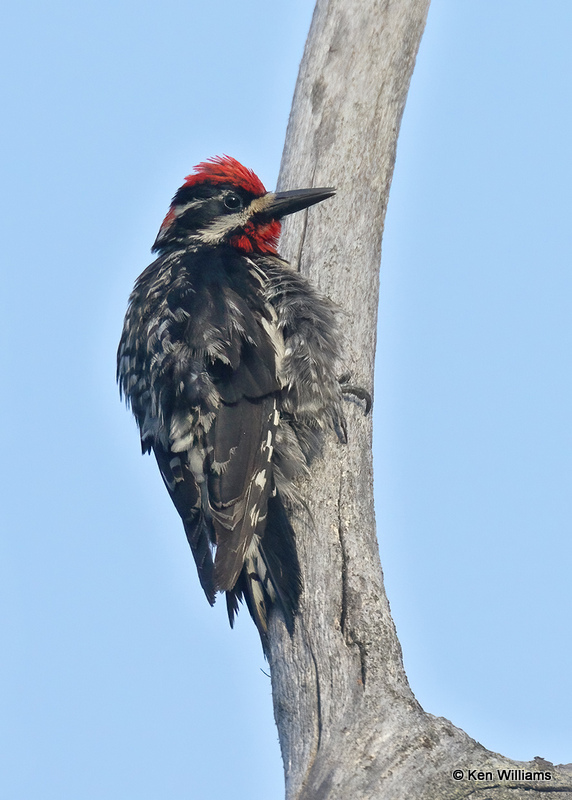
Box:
338 373 372 414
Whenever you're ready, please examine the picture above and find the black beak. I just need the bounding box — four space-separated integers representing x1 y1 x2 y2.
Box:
262 187 335 219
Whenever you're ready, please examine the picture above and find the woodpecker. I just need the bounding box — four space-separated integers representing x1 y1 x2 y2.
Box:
118 155 352 650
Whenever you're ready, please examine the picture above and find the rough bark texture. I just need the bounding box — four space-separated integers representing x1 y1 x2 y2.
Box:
268 1 572 798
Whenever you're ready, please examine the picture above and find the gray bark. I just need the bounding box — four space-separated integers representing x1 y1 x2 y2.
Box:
268 0 572 798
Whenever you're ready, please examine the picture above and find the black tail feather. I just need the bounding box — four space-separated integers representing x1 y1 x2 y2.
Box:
227 570 270 655
184 512 216 605
225 491 301 653
258 492 301 634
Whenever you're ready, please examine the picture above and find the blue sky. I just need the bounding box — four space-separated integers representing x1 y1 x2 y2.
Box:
1 1 570 797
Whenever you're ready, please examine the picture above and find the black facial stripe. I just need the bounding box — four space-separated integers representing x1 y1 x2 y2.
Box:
172 183 259 208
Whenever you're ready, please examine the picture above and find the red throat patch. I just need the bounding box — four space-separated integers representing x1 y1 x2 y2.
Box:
229 219 281 255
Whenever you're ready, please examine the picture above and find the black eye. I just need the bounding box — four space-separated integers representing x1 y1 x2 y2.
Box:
224 193 243 211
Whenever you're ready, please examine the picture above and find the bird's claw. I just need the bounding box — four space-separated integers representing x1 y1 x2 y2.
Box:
338 374 372 415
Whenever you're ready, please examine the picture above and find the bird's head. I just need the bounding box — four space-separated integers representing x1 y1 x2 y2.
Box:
152 155 335 255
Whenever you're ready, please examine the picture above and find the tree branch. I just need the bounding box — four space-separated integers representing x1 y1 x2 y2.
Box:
268 0 572 797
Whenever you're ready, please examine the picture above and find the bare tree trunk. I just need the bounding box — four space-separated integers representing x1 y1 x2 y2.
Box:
268 1 572 797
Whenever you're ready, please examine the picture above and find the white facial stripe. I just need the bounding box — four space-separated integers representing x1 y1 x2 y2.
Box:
173 200 203 217
189 191 274 244
249 193 274 215
197 210 250 243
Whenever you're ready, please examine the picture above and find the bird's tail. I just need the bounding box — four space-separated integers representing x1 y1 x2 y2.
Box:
226 491 301 654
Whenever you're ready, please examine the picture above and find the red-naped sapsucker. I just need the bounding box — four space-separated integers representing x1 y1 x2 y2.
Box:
118 156 358 650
